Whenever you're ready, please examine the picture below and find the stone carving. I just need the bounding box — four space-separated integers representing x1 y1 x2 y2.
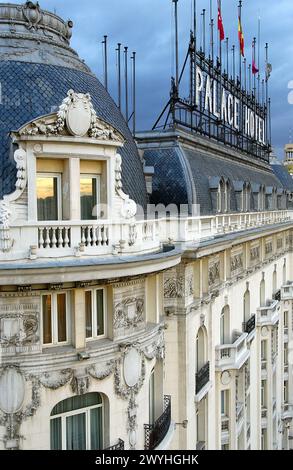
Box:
186 275 194 297
87 360 116 381
71 375 90 396
114 297 144 329
128 224 137 246
38 369 73 390
0 366 40 450
277 238 283 250
208 261 220 286
0 303 40 349
18 90 124 143
115 154 137 219
14 149 27 191
21 2 43 30
114 345 146 450
143 329 165 360
0 201 13 253
231 253 244 273
164 276 184 299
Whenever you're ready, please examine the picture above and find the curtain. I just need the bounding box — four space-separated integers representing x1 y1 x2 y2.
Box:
85 291 92 338
66 413 86 450
90 407 103 450
57 293 67 343
50 417 62 450
42 295 52 344
51 393 102 416
96 290 104 336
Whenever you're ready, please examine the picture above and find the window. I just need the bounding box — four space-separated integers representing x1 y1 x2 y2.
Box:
42 293 69 345
261 429 267 450
85 289 105 339
284 381 289 403
196 327 206 372
220 306 230 345
80 175 100 220
284 343 289 367
284 311 289 331
243 289 250 323
261 380 267 408
261 340 267 361
50 393 104 450
221 390 229 417
272 270 277 295
260 278 266 307
37 174 61 221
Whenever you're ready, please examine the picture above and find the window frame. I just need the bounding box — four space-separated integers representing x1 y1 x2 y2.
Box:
85 288 106 341
36 172 62 221
80 174 101 221
50 398 104 450
41 291 70 347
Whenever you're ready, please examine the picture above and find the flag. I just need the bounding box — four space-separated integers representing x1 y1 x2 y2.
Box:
218 1 225 41
238 16 245 56
266 63 272 80
252 59 259 75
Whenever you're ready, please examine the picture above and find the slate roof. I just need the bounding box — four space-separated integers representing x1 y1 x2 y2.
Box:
144 143 286 215
271 164 293 192
0 61 147 210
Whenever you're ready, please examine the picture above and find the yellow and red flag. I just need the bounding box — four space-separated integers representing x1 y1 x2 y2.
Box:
238 16 245 56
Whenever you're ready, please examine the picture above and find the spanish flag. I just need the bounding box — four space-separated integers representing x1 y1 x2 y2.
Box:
238 17 245 57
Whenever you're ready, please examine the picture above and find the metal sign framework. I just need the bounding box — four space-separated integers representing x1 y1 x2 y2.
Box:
153 25 271 163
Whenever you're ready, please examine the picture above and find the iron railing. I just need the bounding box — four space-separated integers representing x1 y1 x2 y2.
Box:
195 362 210 394
274 290 281 302
144 395 171 450
104 439 124 451
245 314 256 335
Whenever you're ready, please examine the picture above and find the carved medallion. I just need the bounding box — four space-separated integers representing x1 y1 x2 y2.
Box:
123 348 142 388
0 367 25 414
66 92 92 137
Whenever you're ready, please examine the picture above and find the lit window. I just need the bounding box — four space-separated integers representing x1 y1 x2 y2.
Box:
85 289 105 339
80 176 100 220
37 174 61 221
42 293 69 346
50 393 104 450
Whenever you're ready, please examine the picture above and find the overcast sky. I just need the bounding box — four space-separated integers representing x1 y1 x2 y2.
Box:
36 0 293 158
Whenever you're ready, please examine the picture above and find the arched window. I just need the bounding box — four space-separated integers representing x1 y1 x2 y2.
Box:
225 180 231 213
196 327 207 372
50 393 104 450
220 306 230 345
243 289 250 323
260 277 266 307
242 183 251 212
217 179 226 213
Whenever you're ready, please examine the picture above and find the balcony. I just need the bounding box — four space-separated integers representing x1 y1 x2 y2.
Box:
144 395 172 450
256 300 280 327
215 332 250 371
282 404 293 420
2 209 291 262
244 314 256 338
281 282 293 300
104 439 124 451
195 362 210 396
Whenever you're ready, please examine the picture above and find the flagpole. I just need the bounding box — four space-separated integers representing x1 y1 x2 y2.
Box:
244 58 246 92
265 42 269 147
226 37 229 75
253 37 256 98
193 0 197 53
202 9 206 55
173 0 179 90
248 64 251 95
232 44 235 81
210 0 213 61
218 0 222 70
238 0 242 87
258 16 261 102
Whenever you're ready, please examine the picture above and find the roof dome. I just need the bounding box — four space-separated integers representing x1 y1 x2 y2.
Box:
0 2 147 209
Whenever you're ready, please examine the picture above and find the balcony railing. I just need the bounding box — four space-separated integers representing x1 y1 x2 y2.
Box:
144 395 171 450
2 209 291 261
273 290 281 302
244 314 256 335
281 283 293 301
256 300 279 326
195 362 210 394
282 403 293 420
104 439 124 451
215 332 249 370
221 416 230 432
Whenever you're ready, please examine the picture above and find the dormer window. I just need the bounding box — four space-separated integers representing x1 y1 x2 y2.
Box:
80 175 100 220
37 174 62 221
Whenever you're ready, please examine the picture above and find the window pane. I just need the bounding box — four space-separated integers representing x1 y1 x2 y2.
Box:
66 413 86 450
57 294 67 343
51 393 102 416
96 290 104 336
43 295 52 344
37 176 59 221
50 417 62 450
90 407 103 450
85 291 92 339
80 177 97 220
